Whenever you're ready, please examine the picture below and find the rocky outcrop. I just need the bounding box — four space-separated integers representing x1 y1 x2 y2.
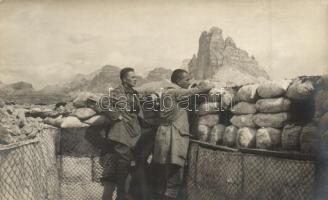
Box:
86 65 121 93
146 68 172 82
189 27 270 84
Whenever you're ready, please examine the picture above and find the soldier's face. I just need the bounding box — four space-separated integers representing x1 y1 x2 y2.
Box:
124 71 137 87
178 72 191 89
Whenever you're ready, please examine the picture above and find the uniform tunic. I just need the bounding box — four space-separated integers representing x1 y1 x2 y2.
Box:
106 84 143 149
153 83 208 167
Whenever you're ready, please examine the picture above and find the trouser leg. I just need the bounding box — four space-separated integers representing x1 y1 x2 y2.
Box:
133 129 155 200
163 164 184 199
102 181 116 200
114 143 133 200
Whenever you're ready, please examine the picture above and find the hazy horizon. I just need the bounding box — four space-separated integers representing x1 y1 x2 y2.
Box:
0 0 327 89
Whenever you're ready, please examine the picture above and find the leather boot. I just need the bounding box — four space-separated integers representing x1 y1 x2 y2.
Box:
116 160 133 200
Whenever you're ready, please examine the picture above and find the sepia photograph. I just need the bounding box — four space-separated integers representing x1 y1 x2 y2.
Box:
0 0 327 199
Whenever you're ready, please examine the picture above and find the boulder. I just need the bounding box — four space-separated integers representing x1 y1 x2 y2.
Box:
0 125 14 144
223 125 238 147
208 124 226 144
255 97 291 113
253 113 290 128
231 102 256 115
237 127 256 148
256 128 281 149
282 124 302 150
16 109 27 128
230 114 256 128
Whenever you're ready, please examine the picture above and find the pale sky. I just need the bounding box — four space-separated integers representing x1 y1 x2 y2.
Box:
0 0 327 89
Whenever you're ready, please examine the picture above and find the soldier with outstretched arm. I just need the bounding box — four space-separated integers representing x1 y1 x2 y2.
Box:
153 69 214 199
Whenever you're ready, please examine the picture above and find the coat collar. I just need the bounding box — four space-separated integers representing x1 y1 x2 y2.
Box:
119 83 138 94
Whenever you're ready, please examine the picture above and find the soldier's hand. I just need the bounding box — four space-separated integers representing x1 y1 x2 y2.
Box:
118 114 133 123
198 80 215 91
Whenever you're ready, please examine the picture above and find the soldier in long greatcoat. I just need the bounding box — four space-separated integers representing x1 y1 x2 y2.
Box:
153 69 213 199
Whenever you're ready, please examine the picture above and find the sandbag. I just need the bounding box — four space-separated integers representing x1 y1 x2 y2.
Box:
220 88 237 110
231 102 256 115
255 97 291 113
230 114 256 128
208 124 226 144
84 115 108 126
300 123 318 153
73 92 101 108
257 80 291 98
72 108 97 120
223 125 238 147
286 79 314 100
61 116 90 129
198 114 220 127
44 115 63 127
253 113 290 128
256 128 281 149
282 124 302 150
197 124 210 142
236 84 259 103
195 102 220 115
237 127 256 148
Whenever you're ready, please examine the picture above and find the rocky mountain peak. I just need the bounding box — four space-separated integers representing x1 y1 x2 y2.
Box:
146 68 172 81
189 27 270 84
209 26 222 34
225 37 236 48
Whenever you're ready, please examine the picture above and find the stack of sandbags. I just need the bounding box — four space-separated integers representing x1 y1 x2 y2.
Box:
253 81 293 150
196 112 221 143
43 92 110 129
191 89 224 144
229 84 258 148
209 87 238 111
254 78 320 151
